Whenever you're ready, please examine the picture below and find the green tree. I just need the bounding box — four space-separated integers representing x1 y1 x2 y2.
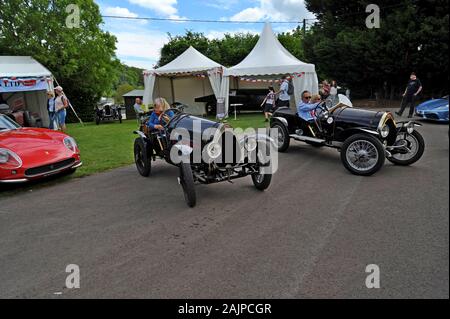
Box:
114 83 135 104
0 0 120 121
303 0 449 98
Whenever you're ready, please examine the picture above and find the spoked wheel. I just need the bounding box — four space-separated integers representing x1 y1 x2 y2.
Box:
271 123 290 152
251 169 272 190
179 163 196 207
387 130 425 166
341 134 385 176
134 138 151 177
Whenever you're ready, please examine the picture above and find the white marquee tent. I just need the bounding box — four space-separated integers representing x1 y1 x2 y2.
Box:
143 46 227 115
223 23 319 114
0 56 54 126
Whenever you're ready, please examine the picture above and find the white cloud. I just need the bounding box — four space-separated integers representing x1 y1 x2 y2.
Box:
104 6 138 18
121 58 158 70
228 0 315 22
204 0 239 10
205 28 260 40
128 0 178 16
230 8 266 22
113 31 169 69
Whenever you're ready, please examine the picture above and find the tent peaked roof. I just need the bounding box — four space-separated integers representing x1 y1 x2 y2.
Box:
0 56 52 78
225 23 315 76
154 46 222 75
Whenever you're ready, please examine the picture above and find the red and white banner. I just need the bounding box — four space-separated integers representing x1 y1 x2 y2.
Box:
0 77 49 93
239 72 305 83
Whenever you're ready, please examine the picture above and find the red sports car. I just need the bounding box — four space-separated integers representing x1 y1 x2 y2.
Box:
0 114 82 183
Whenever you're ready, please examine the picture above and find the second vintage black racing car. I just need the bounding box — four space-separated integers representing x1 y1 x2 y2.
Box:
133 107 274 207
270 95 425 176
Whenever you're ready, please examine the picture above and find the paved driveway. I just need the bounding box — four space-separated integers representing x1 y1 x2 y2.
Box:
0 116 448 298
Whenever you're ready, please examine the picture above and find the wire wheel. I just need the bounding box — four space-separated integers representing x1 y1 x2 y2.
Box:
341 134 385 176
346 140 379 171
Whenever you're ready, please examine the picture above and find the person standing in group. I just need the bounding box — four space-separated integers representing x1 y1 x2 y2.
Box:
47 91 56 130
396 72 423 118
329 80 338 105
54 86 68 132
322 80 331 99
260 86 276 122
134 98 144 115
276 76 291 108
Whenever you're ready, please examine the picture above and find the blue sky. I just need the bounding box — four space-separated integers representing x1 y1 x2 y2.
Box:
95 0 314 69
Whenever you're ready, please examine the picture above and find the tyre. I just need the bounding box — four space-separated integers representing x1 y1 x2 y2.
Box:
134 138 151 177
341 134 385 176
179 163 196 207
251 172 272 191
271 122 290 152
387 130 425 166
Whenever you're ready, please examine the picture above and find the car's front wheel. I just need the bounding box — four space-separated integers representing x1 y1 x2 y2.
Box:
251 171 272 190
341 134 385 176
387 130 425 166
134 138 151 177
179 163 196 207
271 122 290 152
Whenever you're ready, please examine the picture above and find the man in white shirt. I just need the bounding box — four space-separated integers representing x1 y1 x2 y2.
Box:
277 76 291 108
134 98 144 115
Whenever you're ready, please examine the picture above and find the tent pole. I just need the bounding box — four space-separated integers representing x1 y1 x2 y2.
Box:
53 77 84 126
170 77 175 104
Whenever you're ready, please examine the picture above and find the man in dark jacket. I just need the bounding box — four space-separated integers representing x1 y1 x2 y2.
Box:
396 72 423 118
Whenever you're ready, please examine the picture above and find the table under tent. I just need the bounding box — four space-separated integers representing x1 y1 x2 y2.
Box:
0 56 54 127
143 46 228 116
222 23 319 116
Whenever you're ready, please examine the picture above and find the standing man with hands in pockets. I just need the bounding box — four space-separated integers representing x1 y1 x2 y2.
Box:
396 72 423 118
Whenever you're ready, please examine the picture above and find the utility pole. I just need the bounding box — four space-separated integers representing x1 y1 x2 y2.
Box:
302 18 306 38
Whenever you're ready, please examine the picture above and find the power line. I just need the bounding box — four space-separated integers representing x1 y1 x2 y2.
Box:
101 15 317 24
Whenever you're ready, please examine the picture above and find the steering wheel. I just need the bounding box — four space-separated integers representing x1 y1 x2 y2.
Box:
313 101 328 119
159 109 177 129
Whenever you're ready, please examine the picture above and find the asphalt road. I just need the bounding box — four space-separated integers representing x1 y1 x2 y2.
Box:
0 114 448 298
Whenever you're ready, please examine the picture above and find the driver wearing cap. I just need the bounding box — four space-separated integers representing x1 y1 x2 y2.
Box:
147 97 174 130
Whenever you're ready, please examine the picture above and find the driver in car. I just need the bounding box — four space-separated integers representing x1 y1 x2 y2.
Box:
297 91 323 135
147 97 175 131
297 91 318 122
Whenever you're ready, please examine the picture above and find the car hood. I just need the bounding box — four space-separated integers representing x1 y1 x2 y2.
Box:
416 98 449 111
0 128 77 167
333 106 384 129
0 128 64 150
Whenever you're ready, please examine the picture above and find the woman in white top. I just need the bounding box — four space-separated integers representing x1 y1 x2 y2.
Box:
260 86 276 122
54 86 69 132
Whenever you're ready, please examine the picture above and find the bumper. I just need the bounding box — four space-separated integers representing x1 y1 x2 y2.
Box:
415 111 449 122
0 161 82 184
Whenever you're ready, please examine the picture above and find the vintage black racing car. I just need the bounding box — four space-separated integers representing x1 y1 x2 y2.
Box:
133 107 274 207
95 103 122 125
270 95 425 176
